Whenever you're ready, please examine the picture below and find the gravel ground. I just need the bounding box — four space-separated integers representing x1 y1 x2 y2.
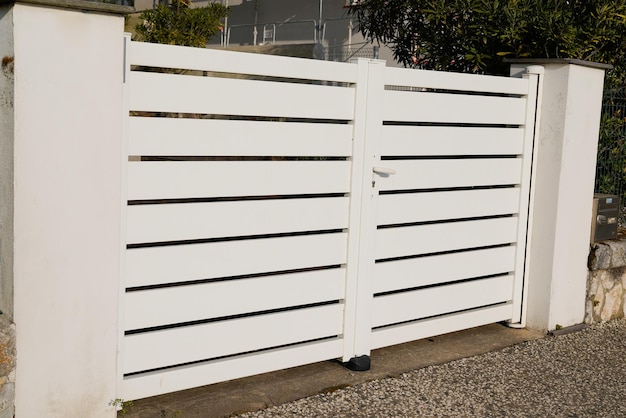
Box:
237 319 626 417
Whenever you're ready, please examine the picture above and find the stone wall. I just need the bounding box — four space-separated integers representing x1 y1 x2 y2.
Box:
586 240 626 323
0 317 15 418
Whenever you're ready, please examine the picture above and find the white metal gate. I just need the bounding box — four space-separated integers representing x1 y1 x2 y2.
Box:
120 37 541 400
353 66 540 354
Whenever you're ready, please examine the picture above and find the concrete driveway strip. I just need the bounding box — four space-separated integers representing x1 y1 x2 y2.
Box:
238 319 626 418
123 323 542 418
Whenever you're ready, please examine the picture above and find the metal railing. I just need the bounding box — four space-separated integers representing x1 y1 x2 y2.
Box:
325 42 378 62
226 20 318 47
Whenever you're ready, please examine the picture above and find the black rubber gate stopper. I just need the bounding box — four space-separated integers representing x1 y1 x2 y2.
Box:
343 355 371 371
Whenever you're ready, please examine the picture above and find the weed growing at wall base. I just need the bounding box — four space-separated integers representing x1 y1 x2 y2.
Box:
109 398 133 416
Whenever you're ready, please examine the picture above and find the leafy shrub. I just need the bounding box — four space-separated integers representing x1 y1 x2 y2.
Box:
135 1 229 48
349 0 626 85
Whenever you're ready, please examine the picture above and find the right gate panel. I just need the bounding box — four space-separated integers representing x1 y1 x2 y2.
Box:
368 68 540 349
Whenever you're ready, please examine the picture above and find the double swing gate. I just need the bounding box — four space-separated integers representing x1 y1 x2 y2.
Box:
120 36 541 400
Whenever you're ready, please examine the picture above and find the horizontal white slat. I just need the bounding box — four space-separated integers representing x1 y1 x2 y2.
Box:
377 188 521 225
125 268 346 330
374 246 517 294
377 158 523 191
380 126 524 156
127 161 351 200
127 197 350 244
129 40 358 83
375 217 518 260
384 67 529 95
129 72 355 120
370 304 513 350
129 117 354 157
124 304 344 374
372 275 514 328
126 233 348 288
123 338 343 401
383 90 527 125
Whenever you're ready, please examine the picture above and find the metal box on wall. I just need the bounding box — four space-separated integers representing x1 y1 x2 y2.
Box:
591 193 620 243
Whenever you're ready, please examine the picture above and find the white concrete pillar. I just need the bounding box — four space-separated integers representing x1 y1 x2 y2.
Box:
511 60 610 331
0 0 131 416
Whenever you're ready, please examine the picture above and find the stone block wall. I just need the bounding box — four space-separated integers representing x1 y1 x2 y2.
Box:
586 240 626 323
0 317 15 418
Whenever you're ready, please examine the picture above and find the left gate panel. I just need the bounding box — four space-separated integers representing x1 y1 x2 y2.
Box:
121 41 358 400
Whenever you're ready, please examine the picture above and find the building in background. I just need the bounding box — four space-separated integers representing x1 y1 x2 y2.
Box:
132 0 398 64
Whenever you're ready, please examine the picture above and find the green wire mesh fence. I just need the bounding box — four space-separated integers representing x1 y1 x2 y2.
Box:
595 88 626 226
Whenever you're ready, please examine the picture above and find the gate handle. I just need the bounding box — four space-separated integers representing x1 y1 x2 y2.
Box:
373 166 396 175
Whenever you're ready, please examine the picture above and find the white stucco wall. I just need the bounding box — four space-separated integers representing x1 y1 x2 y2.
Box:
512 62 607 331
11 3 124 417
546 64 605 329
